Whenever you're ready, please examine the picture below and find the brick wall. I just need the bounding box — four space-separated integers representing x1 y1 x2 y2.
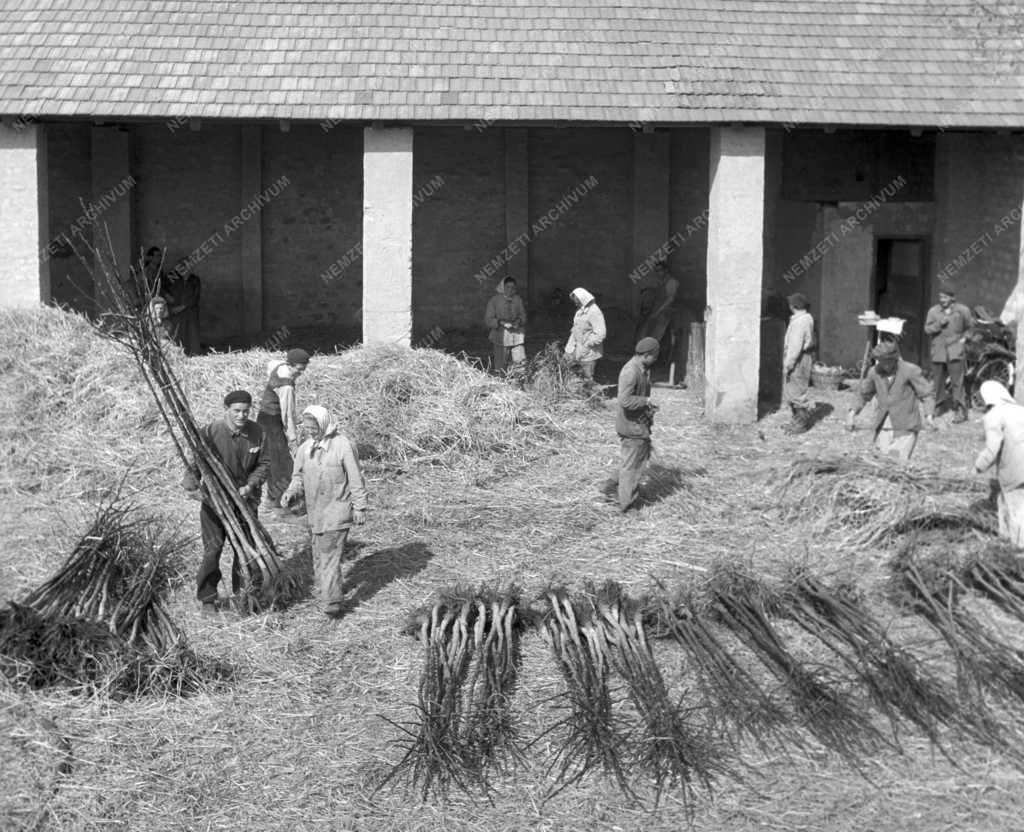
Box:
668 127 710 311
411 126 506 340
933 132 1024 314
44 122 94 310
263 124 363 339
133 123 243 341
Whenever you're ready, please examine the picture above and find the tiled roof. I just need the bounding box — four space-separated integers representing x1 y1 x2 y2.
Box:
0 0 1022 127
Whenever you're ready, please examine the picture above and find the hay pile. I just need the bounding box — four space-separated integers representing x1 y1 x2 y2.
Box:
777 456 993 546
0 308 566 497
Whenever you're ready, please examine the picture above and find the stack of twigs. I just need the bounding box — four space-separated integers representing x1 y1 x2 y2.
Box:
0 502 230 697
71 230 285 610
383 586 526 798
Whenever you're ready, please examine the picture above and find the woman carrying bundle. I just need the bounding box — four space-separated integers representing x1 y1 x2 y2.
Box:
257 348 309 517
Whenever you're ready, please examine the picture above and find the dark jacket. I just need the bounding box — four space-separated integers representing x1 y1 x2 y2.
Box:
616 356 654 438
182 419 270 501
924 302 974 362
857 359 934 432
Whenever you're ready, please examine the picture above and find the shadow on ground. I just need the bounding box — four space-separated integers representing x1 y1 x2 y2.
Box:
335 541 435 618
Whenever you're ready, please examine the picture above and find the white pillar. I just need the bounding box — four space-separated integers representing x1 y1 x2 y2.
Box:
705 127 765 423
363 126 413 345
0 122 44 306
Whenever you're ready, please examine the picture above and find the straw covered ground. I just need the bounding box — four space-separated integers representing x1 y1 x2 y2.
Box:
2 306 1024 831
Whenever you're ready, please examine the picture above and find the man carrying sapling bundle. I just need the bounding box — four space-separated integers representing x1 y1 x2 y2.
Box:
183 390 269 616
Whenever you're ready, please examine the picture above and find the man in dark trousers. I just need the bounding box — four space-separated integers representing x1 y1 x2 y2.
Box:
183 390 270 615
924 286 974 423
613 337 660 512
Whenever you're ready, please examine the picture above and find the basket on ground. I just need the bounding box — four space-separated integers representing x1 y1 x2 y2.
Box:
811 364 844 391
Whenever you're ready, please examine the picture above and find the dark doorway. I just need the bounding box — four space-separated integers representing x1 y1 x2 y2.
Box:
872 238 929 366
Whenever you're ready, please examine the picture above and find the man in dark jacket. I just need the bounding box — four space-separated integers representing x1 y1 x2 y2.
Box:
183 390 270 614
612 337 660 512
924 287 974 422
846 341 934 461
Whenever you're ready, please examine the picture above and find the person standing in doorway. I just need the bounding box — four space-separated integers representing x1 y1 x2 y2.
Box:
160 261 202 356
782 293 816 433
924 286 974 423
612 337 660 512
564 287 607 382
258 348 310 517
485 276 527 372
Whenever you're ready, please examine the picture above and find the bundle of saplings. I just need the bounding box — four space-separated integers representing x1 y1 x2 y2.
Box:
69 230 295 612
0 502 230 697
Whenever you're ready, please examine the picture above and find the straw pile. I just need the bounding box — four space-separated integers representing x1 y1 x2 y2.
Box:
777 456 990 546
0 502 230 697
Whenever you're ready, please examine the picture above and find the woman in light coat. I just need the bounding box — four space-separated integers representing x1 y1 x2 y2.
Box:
564 287 607 381
973 380 1024 544
281 405 367 617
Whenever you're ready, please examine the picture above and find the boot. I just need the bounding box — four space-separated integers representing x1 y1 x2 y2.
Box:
783 402 812 434
952 406 968 424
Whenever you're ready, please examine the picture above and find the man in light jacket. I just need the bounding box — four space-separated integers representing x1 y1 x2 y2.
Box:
846 341 934 460
564 287 607 381
612 337 660 512
782 292 816 433
924 287 974 423
280 405 367 618
973 380 1024 544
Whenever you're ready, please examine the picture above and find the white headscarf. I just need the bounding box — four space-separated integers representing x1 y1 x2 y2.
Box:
266 359 294 380
570 287 595 307
301 404 338 448
979 380 1016 407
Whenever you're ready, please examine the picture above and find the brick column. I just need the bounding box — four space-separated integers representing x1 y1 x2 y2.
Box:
631 132 671 317
504 128 529 304
705 127 765 423
241 125 263 335
363 127 413 345
0 122 44 306
91 126 133 307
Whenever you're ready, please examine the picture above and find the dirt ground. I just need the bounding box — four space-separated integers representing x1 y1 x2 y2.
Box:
2 371 1023 832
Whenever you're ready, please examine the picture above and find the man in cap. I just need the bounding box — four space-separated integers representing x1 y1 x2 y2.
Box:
846 341 934 461
973 380 1024 544
782 292 816 433
183 390 270 615
924 286 974 423
258 347 310 517
609 337 660 512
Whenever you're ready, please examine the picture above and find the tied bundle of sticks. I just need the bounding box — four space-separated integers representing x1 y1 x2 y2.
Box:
72 230 283 611
0 501 228 696
383 586 525 799
542 582 723 807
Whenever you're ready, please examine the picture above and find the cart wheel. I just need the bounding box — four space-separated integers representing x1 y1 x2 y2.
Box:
971 357 1015 408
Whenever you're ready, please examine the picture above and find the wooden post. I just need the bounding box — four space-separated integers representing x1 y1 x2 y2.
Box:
686 321 705 389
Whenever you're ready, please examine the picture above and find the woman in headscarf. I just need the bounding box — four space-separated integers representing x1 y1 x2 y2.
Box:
281 405 367 618
257 348 310 514
564 287 607 381
973 380 1024 544
484 276 527 372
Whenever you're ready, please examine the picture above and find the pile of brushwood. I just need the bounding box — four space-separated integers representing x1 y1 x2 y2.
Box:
387 553 1024 805
778 455 995 546
71 232 299 612
0 503 230 697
